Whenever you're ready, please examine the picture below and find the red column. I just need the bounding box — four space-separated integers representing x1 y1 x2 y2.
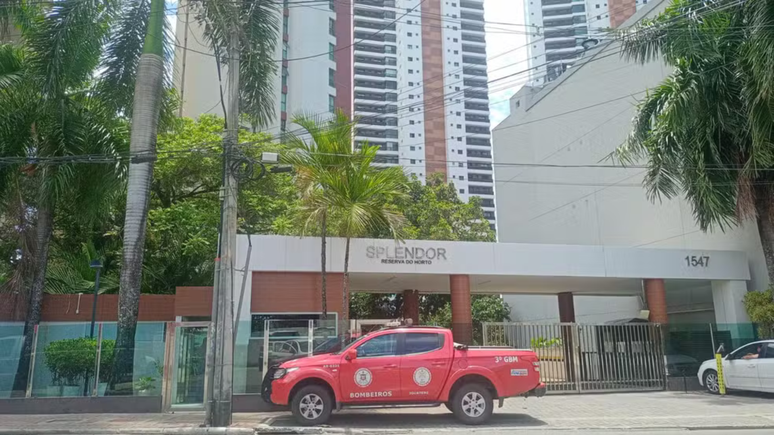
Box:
644 279 668 323
402 290 419 325
557 292 575 323
450 275 472 344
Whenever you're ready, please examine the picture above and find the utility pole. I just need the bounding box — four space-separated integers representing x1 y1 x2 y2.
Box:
207 29 240 427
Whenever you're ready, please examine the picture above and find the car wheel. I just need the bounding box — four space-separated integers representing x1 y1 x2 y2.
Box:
703 370 720 395
451 383 493 425
290 385 333 426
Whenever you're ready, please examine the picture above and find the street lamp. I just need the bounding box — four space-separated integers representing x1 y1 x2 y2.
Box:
89 259 103 338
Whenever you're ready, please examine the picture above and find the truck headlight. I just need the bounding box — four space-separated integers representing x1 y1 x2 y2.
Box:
273 367 298 379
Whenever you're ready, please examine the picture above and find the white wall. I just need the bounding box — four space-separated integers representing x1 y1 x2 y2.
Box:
493 1 768 294
397 0 427 180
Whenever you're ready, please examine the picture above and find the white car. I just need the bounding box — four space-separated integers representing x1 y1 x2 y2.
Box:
698 340 774 394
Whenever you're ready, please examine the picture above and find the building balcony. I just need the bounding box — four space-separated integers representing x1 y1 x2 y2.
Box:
465 113 489 123
466 136 490 146
462 44 486 55
468 185 494 195
359 117 398 127
354 20 396 31
480 198 495 208
460 11 484 22
356 128 399 139
466 149 492 158
467 172 493 182
459 0 484 10
463 90 488 101
355 79 397 90
462 66 487 77
461 22 485 33
467 161 492 171
354 103 397 114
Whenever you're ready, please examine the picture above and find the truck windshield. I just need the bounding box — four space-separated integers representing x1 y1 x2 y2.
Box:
334 333 372 354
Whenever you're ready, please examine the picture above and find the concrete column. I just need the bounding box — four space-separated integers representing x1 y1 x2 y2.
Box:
450 275 472 344
557 292 575 323
711 280 750 324
402 290 420 325
643 279 668 323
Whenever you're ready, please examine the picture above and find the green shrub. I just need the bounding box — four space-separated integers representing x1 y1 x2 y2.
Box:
744 288 774 339
531 336 563 348
43 338 115 386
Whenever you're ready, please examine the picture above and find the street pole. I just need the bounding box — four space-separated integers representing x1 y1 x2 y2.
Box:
209 29 240 427
89 260 103 339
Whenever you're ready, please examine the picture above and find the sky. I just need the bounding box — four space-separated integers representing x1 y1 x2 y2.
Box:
484 0 529 126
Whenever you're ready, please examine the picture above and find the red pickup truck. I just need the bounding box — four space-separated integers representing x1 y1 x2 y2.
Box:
262 326 545 426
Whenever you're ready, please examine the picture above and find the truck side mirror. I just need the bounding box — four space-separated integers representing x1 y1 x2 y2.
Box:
345 349 357 361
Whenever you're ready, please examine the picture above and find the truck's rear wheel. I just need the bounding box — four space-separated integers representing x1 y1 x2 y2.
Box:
451 383 493 425
290 385 332 426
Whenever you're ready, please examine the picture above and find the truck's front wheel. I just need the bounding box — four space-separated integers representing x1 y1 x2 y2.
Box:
290 385 333 426
451 383 493 425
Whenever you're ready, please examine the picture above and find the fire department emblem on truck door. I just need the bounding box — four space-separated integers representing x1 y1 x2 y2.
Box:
354 368 373 387
413 367 432 386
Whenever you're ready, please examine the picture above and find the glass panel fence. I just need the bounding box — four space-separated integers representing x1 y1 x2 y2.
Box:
23 322 166 398
0 323 25 398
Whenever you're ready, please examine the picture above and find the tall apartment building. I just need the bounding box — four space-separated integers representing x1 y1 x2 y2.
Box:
524 0 648 84
174 0 496 228
351 0 496 227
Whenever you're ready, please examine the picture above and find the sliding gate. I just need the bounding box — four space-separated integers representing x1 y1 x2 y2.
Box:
483 322 666 393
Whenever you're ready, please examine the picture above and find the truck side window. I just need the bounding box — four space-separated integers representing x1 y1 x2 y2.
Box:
404 333 444 355
357 334 398 358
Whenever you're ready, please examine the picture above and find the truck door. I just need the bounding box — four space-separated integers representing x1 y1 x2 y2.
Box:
339 332 401 402
399 332 450 401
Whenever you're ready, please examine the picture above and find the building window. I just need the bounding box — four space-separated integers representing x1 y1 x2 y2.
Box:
453 38 458 42
456 124 462 129
410 159 416 164
458 162 463 167
459 189 465 194
385 45 396 54
456 111 461 116
457 137 462 141
453 50 459 55
407 32 413 37
409 120 415 125
329 18 335 36
281 93 287 111
408 57 413 61
329 68 335 87
410 133 415 138
454 74 459 79
385 69 397 77
408 81 414 86
408 69 414 74
408 20 412 24
328 95 335 112
454 86 460 91
459 175 465 181
410 145 415 150
408 44 413 49
329 43 335 60
454 62 459 66
458 150 462 154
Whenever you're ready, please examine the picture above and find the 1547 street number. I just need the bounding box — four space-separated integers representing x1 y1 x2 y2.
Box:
685 255 710 267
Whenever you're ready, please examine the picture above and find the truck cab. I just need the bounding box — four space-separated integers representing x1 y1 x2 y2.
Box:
262 326 545 426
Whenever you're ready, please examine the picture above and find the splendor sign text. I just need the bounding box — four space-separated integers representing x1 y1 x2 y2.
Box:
365 245 448 265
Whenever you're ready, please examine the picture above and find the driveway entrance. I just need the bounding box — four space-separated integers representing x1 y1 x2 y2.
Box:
484 322 665 393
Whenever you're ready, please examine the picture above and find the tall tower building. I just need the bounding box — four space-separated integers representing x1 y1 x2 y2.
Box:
351 0 496 228
174 0 496 228
524 0 648 84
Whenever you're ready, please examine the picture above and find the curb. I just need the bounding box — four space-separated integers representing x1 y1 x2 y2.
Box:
254 424 774 434
0 429 256 435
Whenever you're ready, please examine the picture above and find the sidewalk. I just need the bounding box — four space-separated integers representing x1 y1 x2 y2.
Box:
1 392 772 434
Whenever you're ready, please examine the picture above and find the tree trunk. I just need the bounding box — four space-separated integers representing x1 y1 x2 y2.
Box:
11 197 54 397
755 186 774 284
341 237 351 344
111 0 166 394
320 209 327 319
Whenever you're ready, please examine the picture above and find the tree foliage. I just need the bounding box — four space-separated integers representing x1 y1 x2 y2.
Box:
743 287 774 338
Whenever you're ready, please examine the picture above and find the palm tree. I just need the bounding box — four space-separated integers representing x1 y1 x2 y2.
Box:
304 142 408 338
282 111 361 320
613 0 774 280
103 0 279 390
0 0 124 395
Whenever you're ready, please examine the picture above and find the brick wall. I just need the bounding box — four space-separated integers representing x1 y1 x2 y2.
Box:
251 271 344 317
609 0 637 28
421 0 448 178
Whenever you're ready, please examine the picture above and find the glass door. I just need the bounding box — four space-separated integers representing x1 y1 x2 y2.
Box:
170 325 208 409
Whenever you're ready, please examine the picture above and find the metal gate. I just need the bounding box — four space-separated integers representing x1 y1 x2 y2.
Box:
483 322 666 393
